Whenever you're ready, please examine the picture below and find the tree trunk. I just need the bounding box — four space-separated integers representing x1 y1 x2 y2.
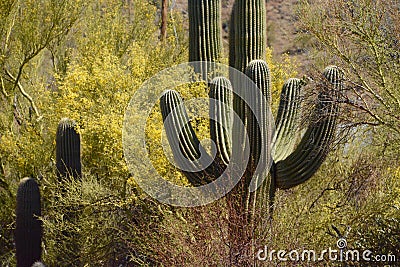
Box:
160 0 168 41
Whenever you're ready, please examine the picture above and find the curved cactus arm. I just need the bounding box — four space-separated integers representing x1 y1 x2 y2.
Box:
160 90 219 185
16 177 42 267
229 0 266 72
275 66 343 189
209 77 233 166
272 78 303 162
56 118 82 180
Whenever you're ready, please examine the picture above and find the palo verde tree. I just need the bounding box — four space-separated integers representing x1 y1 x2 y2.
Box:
298 0 400 150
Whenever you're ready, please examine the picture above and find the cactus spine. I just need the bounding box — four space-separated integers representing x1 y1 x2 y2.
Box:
56 118 81 180
16 177 42 267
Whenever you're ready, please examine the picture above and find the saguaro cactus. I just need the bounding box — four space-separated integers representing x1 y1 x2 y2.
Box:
160 64 342 261
56 118 81 180
16 177 42 267
159 0 342 264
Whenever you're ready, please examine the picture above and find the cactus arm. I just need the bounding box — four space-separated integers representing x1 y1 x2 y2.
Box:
160 90 219 185
189 0 222 66
229 0 266 72
244 60 272 172
275 66 343 189
243 60 273 215
56 118 82 180
16 177 42 267
272 78 303 162
209 77 233 166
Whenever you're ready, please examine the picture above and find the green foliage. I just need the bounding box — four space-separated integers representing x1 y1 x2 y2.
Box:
298 0 400 142
0 0 188 264
41 171 163 266
269 144 400 265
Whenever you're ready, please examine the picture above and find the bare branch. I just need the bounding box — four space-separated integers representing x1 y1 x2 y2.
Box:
0 76 9 97
5 69 42 121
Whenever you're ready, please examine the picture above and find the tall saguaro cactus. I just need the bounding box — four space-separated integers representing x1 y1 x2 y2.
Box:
56 118 82 180
159 0 342 264
16 177 42 267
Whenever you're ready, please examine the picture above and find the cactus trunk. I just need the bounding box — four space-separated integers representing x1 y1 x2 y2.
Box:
229 0 267 72
16 177 42 267
56 118 81 180
189 0 222 77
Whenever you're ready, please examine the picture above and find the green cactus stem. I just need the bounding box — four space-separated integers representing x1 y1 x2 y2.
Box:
56 118 81 180
160 90 222 185
272 78 303 162
188 0 222 62
229 0 267 72
209 76 233 166
242 60 274 220
55 118 82 265
16 177 42 267
274 66 343 189
244 60 272 168
189 0 222 76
